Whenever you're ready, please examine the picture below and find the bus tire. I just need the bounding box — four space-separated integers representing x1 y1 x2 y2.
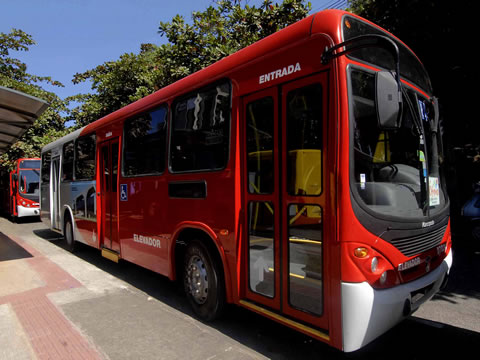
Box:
64 217 76 253
183 239 225 322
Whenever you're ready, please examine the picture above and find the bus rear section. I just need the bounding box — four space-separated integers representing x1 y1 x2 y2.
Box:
39 9 451 353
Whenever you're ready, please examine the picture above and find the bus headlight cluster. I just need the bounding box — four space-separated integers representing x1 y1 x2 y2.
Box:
349 243 400 289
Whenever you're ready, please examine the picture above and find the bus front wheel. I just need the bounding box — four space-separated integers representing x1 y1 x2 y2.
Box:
183 239 225 321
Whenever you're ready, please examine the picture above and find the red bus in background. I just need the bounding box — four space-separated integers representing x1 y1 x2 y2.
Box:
0 158 41 219
40 10 452 352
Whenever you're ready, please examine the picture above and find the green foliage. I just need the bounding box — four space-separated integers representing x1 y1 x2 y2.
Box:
0 29 68 171
157 0 311 85
68 48 163 127
70 0 311 126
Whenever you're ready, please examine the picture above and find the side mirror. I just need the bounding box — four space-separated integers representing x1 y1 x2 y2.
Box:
12 173 18 181
375 71 402 129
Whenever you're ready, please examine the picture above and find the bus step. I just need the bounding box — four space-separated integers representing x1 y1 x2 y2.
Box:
238 300 329 342
101 248 120 263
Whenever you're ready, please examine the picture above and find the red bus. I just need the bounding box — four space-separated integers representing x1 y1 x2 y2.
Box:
1 158 41 219
40 10 452 352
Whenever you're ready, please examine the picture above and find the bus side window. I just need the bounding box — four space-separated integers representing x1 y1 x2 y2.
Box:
75 134 96 181
286 83 323 196
246 97 274 194
123 106 167 176
170 81 231 172
41 151 51 184
62 141 74 181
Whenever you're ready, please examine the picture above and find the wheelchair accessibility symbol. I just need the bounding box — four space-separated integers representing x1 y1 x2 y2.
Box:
120 184 128 201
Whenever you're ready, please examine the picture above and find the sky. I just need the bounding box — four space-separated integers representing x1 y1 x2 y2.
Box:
1 0 347 100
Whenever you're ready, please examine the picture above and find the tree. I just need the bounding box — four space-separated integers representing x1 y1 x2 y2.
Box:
70 0 311 126
157 0 311 85
68 46 163 127
0 28 68 171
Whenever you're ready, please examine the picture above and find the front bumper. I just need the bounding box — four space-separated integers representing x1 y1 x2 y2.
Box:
17 205 40 217
341 250 453 352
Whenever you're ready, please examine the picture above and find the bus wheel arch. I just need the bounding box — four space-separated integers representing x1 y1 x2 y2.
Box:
173 227 227 321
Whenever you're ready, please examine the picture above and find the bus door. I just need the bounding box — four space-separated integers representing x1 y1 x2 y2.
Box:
99 139 120 253
51 157 61 229
242 73 330 333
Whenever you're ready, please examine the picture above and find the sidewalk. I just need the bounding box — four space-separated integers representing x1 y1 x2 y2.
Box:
0 218 266 360
0 230 103 360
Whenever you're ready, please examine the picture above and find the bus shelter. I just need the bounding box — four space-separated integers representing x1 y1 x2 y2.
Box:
0 85 48 155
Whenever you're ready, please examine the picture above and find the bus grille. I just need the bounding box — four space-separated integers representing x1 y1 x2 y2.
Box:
389 225 447 257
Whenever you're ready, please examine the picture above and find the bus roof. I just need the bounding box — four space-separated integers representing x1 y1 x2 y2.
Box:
66 9 413 137
41 126 85 153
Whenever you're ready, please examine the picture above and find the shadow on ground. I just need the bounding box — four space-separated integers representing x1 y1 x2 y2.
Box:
32 228 480 359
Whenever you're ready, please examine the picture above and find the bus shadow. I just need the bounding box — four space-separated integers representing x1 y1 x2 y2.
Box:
433 235 480 302
0 213 41 224
34 229 480 359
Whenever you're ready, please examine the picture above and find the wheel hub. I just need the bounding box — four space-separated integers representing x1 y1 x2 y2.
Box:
186 255 208 304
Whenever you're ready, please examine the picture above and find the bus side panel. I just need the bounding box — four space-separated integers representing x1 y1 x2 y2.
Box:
59 182 74 232
117 176 169 275
70 180 98 247
165 171 236 278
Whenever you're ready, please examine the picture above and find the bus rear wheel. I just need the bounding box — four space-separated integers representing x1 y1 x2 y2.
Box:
183 239 225 321
64 217 76 252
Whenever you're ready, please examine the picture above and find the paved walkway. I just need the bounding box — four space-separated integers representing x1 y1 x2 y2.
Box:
0 230 103 360
0 218 269 360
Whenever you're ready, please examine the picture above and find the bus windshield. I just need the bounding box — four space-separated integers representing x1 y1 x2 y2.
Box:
349 69 447 219
19 169 40 201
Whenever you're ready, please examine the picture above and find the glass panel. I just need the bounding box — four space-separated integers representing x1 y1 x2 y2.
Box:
350 69 447 218
123 106 167 176
41 152 51 184
112 143 118 192
102 146 110 192
246 97 274 194
286 84 323 196
20 160 40 169
62 141 74 181
288 204 323 316
75 195 85 217
75 134 96 180
170 82 231 172
18 169 40 201
342 15 432 94
248 201 275 298
86 187 96 219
